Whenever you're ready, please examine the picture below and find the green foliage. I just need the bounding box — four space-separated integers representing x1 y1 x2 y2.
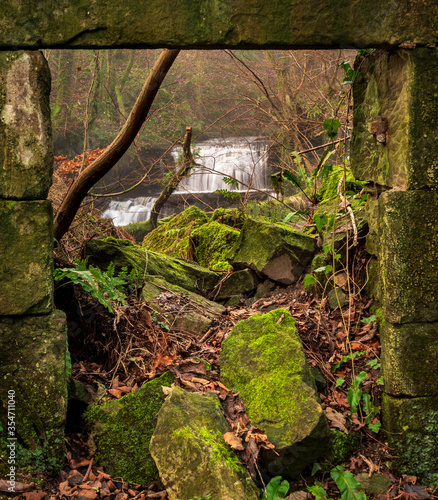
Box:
347 370 381 434
361 315 376 324
53 259 136 314
307 482 329 500
332 351 367 372
339 61 360 85
151 312 170 331
307 466 366 500
331 466 366 500
189 496 212 500
323 118 341 139
262 476 289 500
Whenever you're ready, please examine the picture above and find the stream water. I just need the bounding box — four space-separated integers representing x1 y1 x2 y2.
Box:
102 136 273 226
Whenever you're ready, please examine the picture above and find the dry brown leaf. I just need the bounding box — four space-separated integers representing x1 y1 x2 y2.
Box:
191 376 209 385
161 385 173 395
223 431 245 450
179 378 198 389
325 407 349 433
108 389 122 399
23 492 48 500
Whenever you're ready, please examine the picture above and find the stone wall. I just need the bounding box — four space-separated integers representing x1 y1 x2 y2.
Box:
0 51 67 472
351 48 438 482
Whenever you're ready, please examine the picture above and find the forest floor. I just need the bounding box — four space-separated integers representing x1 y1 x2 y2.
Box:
4 267 438 500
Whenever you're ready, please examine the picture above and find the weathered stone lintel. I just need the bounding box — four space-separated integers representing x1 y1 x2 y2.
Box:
0 1 437 50
351 48 438 190
0 51 53 200
0 199 54 315
0 311 67 468
381 321 438 397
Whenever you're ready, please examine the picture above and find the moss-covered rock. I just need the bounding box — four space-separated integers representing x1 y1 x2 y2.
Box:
142 206 208 260
382 394 438 486
0 311 67 473
221 309 330 478
85 238 220 293
0 51 52 199
0 200 53 315
191 220 240 270
381 321 438 397
210 207 246 229
85 371 174 485
351 49 438 190
378 190 438 323
150 386 259 500
254 279 277 300
212 269 259 300
141 278 226 334
354 473 391 496
227 219 316 285
326 430 360 465
123 215 175 244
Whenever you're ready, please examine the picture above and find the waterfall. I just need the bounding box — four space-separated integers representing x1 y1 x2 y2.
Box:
102 136 272 226
102 196 157 226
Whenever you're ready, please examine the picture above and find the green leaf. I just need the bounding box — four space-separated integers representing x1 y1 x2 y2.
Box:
264 476 289 500
307 482 330 500
283 170 302 188
361 315 376 324
367 420 381 433
377 376 385 385
323 118 341 139
313 213 328 233
332 351 367 372
335 377 345 388
366 359 380 369
304 274 317 287
314 266 328 273
331 466 366 500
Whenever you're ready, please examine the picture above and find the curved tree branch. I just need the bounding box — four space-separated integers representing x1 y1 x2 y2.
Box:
54 48 180 242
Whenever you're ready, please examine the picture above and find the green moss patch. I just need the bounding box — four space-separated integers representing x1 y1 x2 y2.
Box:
191 220 240 271
142 206 208 260
85 371 174 485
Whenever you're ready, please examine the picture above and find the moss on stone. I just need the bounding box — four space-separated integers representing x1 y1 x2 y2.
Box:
142 206 208 260
150 387 259 500
227 218 316 285
85 238 220 293
221 308 329 477
317 167 365 203
378 190 438 323
382 394 438 487
191 220 240 271
85 371 174 485
326 430 360 465
210 208 246 229
212 268 259 300
381 321 438 397
0 200 53 315
123 215 175 243
0 51 53 199
0 311 67 473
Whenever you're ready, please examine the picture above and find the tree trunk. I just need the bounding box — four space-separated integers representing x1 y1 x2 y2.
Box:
53 49 180 242
149 126 194 229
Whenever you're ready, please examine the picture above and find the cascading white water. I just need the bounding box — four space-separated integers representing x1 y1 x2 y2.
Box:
103 136 271 226
102 196 157 226
173 136 270 194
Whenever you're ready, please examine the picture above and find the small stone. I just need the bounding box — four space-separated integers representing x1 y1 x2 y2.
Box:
327 288 347 309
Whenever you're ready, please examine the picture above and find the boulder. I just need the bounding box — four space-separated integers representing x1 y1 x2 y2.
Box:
227 219 316 285
221 308 330 478
84 371 174 485
150 386 259 500
141 278 226 334
354 473 391 496
85 238 220 293
212 269 259 300
191 220 240 271
142 206 208 260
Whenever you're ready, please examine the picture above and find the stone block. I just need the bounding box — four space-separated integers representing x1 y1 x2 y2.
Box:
382 394 438 484
0 200 53 315
0 311 67 470
378 190 438 323
381 321 438 397
0 51 52 199
351 48 438 190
